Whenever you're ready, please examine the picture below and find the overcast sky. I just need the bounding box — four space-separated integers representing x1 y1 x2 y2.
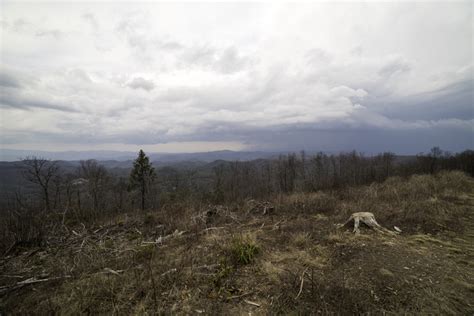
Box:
0 1 472 154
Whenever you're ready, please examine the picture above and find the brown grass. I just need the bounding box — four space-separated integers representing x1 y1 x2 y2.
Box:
1 171 473 314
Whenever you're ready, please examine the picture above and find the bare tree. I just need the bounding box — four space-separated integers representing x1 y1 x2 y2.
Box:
429 146 443 174
22 157 60 211
78 160 108 211
381 152 395 178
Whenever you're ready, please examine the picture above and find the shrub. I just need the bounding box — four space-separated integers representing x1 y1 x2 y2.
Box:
291 232 311 248
143 212 156 226
229 235 259 265
1 210 46 252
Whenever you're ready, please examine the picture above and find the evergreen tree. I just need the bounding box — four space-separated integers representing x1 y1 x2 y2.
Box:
129 149 155 210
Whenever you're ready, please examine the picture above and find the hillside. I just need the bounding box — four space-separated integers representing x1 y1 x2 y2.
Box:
1 171 473 314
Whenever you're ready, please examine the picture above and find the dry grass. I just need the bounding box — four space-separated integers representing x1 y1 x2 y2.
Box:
1 171 473 314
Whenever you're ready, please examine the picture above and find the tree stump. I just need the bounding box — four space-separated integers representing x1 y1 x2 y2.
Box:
340 212 395 235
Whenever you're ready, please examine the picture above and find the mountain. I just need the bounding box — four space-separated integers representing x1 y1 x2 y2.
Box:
0 149 279 163
0 149 137 162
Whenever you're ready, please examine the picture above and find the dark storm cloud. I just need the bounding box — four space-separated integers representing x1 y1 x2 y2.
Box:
0 71 22 88
242 127 473 155
366 78 474 121
0 91 78 113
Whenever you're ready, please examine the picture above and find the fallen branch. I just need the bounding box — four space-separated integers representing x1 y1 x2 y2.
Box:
296 268 309 299
244 299 261 307
17 275 71 285
3 241 17 257
103 268 124 275
201 227 225 233
227 291 254 300
161 268 177 277
272 219 286 230
0 275 71 294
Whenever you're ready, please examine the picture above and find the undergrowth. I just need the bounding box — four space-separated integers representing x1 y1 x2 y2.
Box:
1 171 473 314
229 234 259 265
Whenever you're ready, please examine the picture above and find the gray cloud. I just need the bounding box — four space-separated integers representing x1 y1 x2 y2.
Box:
366 79 474 121
0 71 22 88
0 90 78 113
0 2 472 153
126 77 155 91
378 56 412 78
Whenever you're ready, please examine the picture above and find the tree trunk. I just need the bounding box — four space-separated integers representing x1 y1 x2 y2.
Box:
44 187 50 211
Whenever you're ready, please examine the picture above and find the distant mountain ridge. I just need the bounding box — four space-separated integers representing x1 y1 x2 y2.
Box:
0 149 280 163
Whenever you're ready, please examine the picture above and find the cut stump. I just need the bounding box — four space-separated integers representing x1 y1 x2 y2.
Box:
340 212 396 235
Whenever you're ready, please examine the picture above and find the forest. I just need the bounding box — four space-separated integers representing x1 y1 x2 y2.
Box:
1 148 473 222
1 148 473 314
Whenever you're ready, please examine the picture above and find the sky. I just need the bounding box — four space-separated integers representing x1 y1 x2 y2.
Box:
0 1 472 154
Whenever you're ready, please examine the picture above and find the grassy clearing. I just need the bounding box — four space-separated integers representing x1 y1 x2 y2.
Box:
1 171 473 314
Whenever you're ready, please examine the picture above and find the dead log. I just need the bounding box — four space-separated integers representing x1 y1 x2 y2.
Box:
0 275 71 294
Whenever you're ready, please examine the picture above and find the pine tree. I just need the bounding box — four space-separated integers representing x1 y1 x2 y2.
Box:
129 149 155 210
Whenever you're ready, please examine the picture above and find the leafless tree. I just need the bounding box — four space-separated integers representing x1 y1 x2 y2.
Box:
22 156 60 211
78 160 108 211
429 146 443 174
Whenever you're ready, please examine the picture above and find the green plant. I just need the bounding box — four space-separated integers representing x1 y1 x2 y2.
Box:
230 235 259 265
213 259 233 288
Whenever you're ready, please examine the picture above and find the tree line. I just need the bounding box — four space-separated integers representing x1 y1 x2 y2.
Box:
1 147 472 250
2 147 473 219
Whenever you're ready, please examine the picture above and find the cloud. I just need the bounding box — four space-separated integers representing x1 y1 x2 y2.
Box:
306 48 333 65
82 13 99 30
0 2 472 153
177 45 252 74
158 41 183 51
330 86 368 99
10 18 29 32
0 91 79 113
0 71 22 88
35 29 63 39
126 77 155 91
378 56 412 78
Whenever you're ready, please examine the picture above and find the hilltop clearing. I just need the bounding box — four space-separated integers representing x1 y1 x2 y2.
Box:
1 171 473 314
